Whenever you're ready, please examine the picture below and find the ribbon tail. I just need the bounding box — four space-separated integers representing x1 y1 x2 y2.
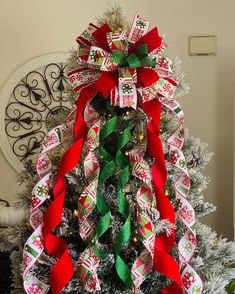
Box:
142 99 182 293
43 85 97 293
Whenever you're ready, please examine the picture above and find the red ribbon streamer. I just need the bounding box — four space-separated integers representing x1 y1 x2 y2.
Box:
43 85 97 293
142 99 182 294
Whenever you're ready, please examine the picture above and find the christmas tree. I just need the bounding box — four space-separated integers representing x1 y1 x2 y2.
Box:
0 6 235 294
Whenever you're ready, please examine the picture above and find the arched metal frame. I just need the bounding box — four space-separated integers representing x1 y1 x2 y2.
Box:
0 53 71 172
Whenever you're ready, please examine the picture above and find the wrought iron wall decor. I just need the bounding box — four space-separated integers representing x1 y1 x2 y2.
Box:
0 53 71 171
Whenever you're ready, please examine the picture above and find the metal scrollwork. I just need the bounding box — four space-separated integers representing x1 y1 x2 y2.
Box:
5 62 71 162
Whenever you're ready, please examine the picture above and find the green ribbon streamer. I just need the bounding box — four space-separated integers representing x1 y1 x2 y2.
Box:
94 114 117 259
114 124 132 288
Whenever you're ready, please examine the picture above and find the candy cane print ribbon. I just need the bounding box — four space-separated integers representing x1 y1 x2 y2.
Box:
23 124 68 294
158 96 203 293
130 143 156 292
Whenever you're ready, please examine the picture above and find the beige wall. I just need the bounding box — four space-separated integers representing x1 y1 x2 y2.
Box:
0 0 234 239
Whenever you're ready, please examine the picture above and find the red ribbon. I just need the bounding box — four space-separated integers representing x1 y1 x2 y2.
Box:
92 23 112 51
43 85 97 294
142 99 182 293
129 27 162 54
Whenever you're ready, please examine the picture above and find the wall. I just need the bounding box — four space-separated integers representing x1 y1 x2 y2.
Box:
0 0 234 239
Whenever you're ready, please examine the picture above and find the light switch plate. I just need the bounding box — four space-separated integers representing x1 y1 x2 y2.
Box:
188 35 217 56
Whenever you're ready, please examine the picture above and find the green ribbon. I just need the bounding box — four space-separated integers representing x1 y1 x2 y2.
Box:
93 114 117 259
111 51 126 67
111 43 156 69
114 124 132 288
127 53 141 68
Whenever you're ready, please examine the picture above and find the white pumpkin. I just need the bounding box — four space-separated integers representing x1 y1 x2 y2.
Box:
0 205 29 227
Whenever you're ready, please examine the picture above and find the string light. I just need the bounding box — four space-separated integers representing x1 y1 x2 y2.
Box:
133 237 138 243
125 150 129 156
126 111 130 116
73 209 78 217
151 200 157 208
164 189 171 197
47 195 51 200
138 134 144 142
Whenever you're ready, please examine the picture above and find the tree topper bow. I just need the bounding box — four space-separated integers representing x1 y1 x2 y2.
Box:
68 13 176 110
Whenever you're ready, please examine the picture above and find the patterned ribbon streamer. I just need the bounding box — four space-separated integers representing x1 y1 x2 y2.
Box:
77 105 100 242
130 143 156 292
78 106 118 291
23 123 69 294
76 105 102 291
159 96 203 293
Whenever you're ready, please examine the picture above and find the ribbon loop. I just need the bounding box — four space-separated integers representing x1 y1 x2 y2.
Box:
128 13 150 44
87 46 118 71
127 53 141 68
107 30 129 52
